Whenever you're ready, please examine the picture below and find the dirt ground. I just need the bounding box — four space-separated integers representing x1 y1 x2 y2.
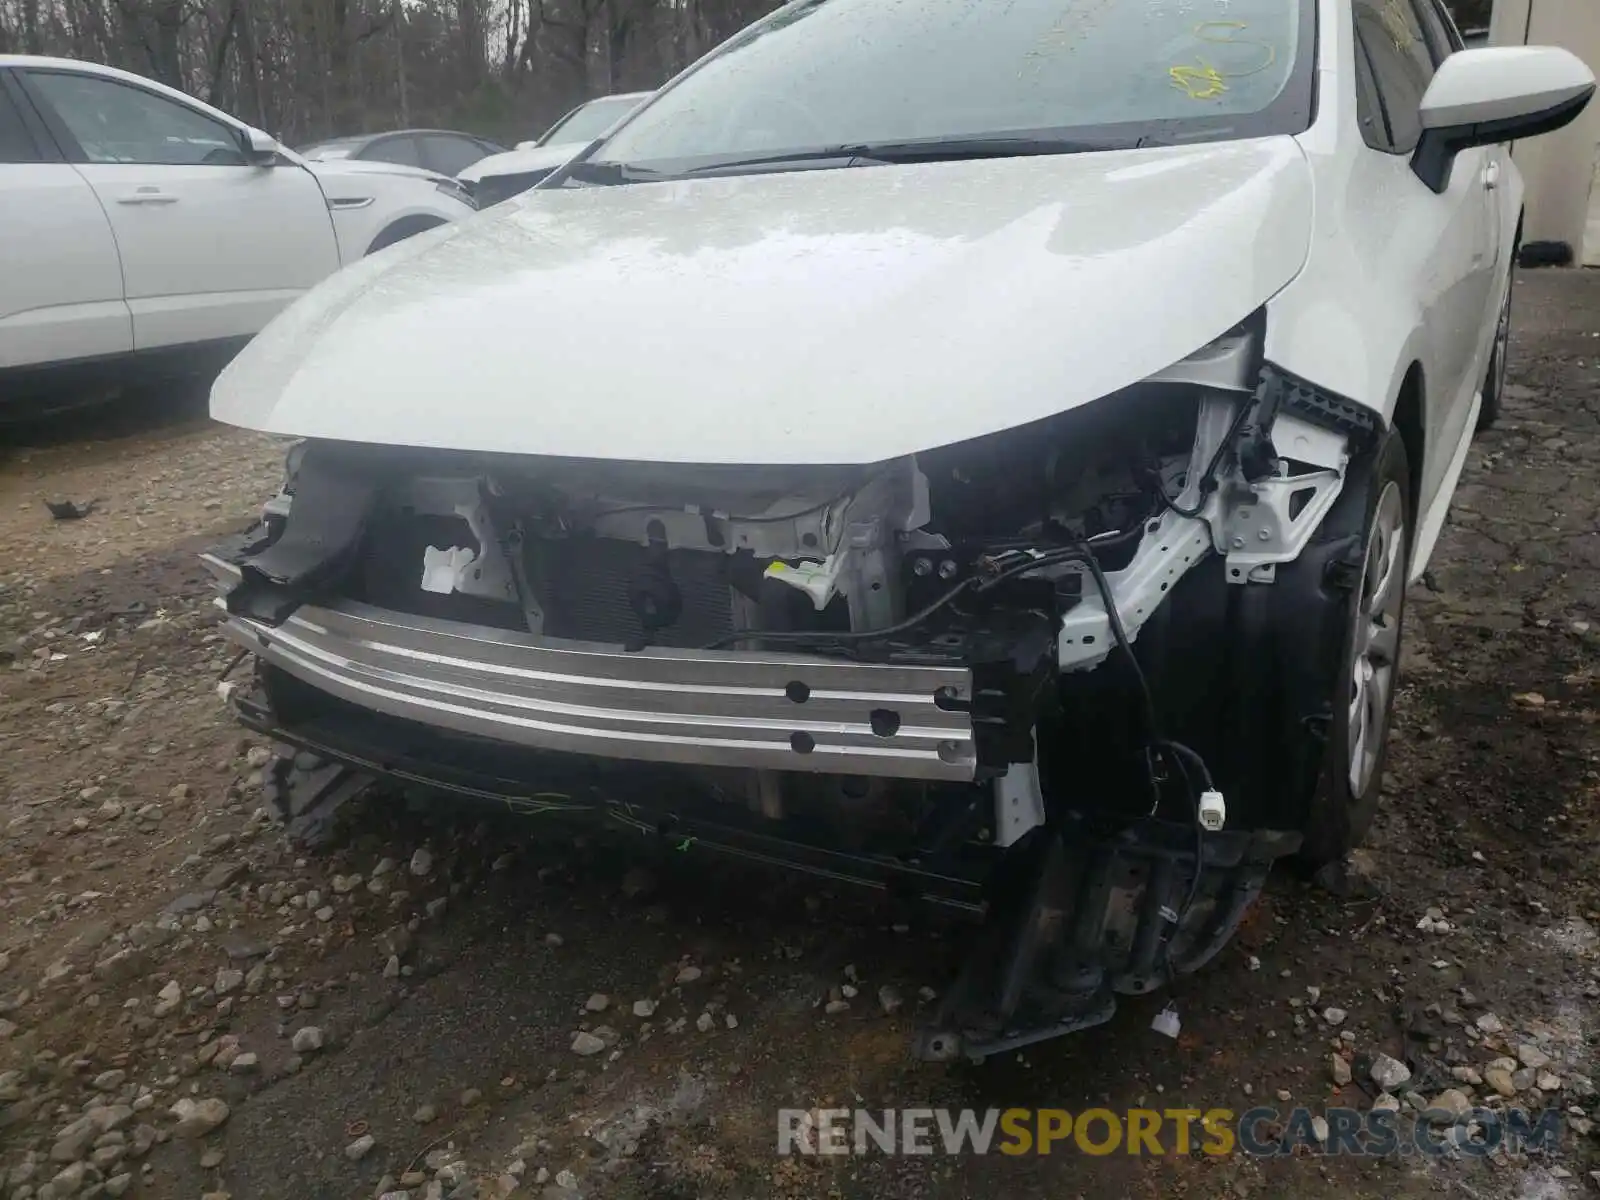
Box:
1 270 1598 1200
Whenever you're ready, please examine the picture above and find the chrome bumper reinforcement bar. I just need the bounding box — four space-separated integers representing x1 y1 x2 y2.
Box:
215 595 978 782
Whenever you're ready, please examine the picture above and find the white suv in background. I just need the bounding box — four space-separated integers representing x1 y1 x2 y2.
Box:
457 91 652 206
0 55 477 411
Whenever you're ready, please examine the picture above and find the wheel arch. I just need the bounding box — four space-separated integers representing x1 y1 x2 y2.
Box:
366 213 448 257
1390 361 1425 522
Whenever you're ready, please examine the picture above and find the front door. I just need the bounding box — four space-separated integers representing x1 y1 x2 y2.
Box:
18 68 341 351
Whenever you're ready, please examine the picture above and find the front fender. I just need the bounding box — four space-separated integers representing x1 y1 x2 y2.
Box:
1262 228 1432 434
328 193 473 265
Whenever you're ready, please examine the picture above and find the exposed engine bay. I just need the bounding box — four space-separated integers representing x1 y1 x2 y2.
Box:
205 316 1380 1060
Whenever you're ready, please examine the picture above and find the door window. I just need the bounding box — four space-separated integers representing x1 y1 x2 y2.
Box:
26 71 245 165
419 133 488 175
1410 0 1458 64
1350 0 1437 154
0 85 42 163
1351 23 1396 153
361 135 423 167
1424 0 1466 53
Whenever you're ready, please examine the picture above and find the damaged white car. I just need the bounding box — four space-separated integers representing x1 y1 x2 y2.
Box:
203 0 1593 1060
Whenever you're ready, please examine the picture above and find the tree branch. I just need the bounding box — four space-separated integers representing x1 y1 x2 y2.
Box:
352 11 394 45
205 0 239 103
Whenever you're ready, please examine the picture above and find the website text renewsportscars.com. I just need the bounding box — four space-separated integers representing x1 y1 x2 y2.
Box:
777 1106 1567 1158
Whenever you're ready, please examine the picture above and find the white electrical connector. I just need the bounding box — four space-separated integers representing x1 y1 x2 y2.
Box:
1198 789 1227 831
1151 1002 1181 1039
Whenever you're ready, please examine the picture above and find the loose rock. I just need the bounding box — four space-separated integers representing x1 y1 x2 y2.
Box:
1485 1067 1518 1097
53 1161 89 1195
170 1097 230 1138
201 862 247 891
229 1052 259 1074
1424 1089 1472 1124
1370 1053 1411 1092
214 968 244 996
154 979 182 1016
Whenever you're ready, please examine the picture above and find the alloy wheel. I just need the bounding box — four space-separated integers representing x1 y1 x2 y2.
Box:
1348 480 1406 796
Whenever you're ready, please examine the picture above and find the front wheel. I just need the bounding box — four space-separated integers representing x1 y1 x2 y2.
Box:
1299 429 1412 865
1477 252 1517 432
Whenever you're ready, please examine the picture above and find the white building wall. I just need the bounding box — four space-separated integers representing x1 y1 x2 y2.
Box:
1489 0 1600 264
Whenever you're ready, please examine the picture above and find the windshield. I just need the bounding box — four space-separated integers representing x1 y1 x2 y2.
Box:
540 95 648 146
592 0 1314 172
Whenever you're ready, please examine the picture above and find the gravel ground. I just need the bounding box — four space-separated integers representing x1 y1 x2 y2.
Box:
1 270 1598 1200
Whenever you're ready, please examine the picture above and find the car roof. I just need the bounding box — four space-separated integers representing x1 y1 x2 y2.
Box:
305 129 497 147
541 92 654 134
0 54 258 129
563 91 653 113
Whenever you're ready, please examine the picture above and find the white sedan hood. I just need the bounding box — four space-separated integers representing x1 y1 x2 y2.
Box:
456 143 574 183
304 158 452 185
213 137 1314 465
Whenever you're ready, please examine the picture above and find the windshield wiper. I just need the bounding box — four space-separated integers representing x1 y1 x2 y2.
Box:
682 135 1145 174
566 134 1156 186
838 135 1144 161
559 160 666 185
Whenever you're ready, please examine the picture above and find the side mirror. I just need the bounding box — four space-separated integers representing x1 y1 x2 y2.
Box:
240 126 282 166
1414 46 1596 193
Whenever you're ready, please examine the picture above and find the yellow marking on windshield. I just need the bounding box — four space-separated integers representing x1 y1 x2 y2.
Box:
1026 0 1114 62
1170 62 1229 100
1169 21 1279 102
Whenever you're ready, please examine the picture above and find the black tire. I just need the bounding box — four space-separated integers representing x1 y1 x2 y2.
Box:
366 215 446 257
1298 428 1413 865
1478 233 1520 432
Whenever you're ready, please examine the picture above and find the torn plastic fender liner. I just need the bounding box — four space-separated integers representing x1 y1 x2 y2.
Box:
1268 362 1382 452
224 443 385 626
